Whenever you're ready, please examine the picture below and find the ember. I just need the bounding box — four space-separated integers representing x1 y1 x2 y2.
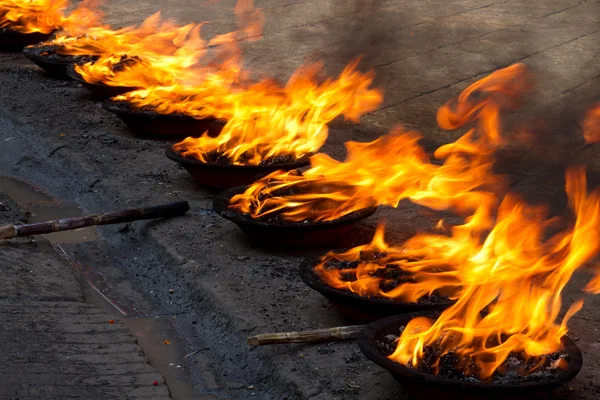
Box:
313 225 458 303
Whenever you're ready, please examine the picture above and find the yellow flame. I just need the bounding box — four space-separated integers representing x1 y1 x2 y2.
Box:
229 64 531 221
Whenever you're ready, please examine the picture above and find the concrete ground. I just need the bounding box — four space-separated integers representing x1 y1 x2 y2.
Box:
0 192 170 399
0 0 599 399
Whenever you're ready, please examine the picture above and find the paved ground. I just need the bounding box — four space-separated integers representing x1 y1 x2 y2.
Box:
0 0 598 399
0 193 170 399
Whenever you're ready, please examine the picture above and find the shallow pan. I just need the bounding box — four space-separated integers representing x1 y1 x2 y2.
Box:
167 149 310 189
0 28 53 51
213 186 378 247
103 99 224 138
358 311 583 400
66 64 139 98
23 45 97 78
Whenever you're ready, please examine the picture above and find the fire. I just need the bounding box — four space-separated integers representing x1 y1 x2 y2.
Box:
389 167 600 380
313 224 462 302
229 64 530 221
74 0 262 90
583 103 600 144
111 0 265 118
1 0 100 34
73 14 207 88
0 0 65 33
170 60 383 165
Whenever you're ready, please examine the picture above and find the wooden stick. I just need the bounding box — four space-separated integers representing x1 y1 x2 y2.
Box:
0 201 190 239
247 325 364 346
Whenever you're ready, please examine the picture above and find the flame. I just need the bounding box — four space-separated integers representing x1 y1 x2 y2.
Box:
229 64 530 221
0 0 66 33
389 167 600 379
112 0 265 117
73 0 262 91
73 14 207 88
583 103 600 144
313 224 462 302
1 0 101 34
170 60 383 165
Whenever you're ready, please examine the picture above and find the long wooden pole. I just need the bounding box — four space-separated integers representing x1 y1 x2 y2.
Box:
0 201 190 239
248 325 364 346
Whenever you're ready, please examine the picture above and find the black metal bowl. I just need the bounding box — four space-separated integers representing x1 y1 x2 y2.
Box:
213 185 378 247
0 28 53 51
166 149 311 189
66 64 139 98
22 45 97 78
103 99 224 138
358 311 583 400
299 257 453 323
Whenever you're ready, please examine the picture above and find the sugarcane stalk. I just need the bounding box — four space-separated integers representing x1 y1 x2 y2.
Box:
247 325 364 346
0 201 190 240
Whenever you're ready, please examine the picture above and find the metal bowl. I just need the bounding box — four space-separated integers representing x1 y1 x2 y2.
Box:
103 99 224 137
358 311 583 400
167 149 311 189
213 186 378 247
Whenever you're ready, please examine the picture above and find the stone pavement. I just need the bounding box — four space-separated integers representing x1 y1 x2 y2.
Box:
0 193 169 400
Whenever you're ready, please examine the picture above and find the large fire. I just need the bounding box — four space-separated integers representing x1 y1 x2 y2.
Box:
0 0 100 34
229 64 530 220
389 166 600 379
73 0 262 90
72 15 207 88
0 0 66 33
170 60 383 165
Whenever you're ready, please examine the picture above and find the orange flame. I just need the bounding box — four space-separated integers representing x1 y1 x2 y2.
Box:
583 103 600 144
170 60 383 165
74 0 262 90
313 224 462 302
0 0 66 33
229 64 531 221
73 14 207 88
389 167 600 379
1 0 101 34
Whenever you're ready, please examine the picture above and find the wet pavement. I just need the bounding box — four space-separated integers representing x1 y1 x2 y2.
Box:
0 0 599 399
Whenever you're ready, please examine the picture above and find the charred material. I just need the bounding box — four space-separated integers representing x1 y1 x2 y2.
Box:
299 257 452 323
0 28 53 51
103 99 224 137
23 44 98 78
213 186 378 247
66 64 139 98
167 150 311 189
358 312 583 400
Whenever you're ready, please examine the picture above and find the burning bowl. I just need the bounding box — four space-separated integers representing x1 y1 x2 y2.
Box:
213 186 378 247
66 64 140 98
358 311 583 400
0 28 53 51
22 44 98 78
103 99 224 138
166 149 311 189
299 257 453 323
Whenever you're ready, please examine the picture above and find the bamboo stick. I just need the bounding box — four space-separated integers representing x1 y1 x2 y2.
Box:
247 325 364 346
0 201 190 240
